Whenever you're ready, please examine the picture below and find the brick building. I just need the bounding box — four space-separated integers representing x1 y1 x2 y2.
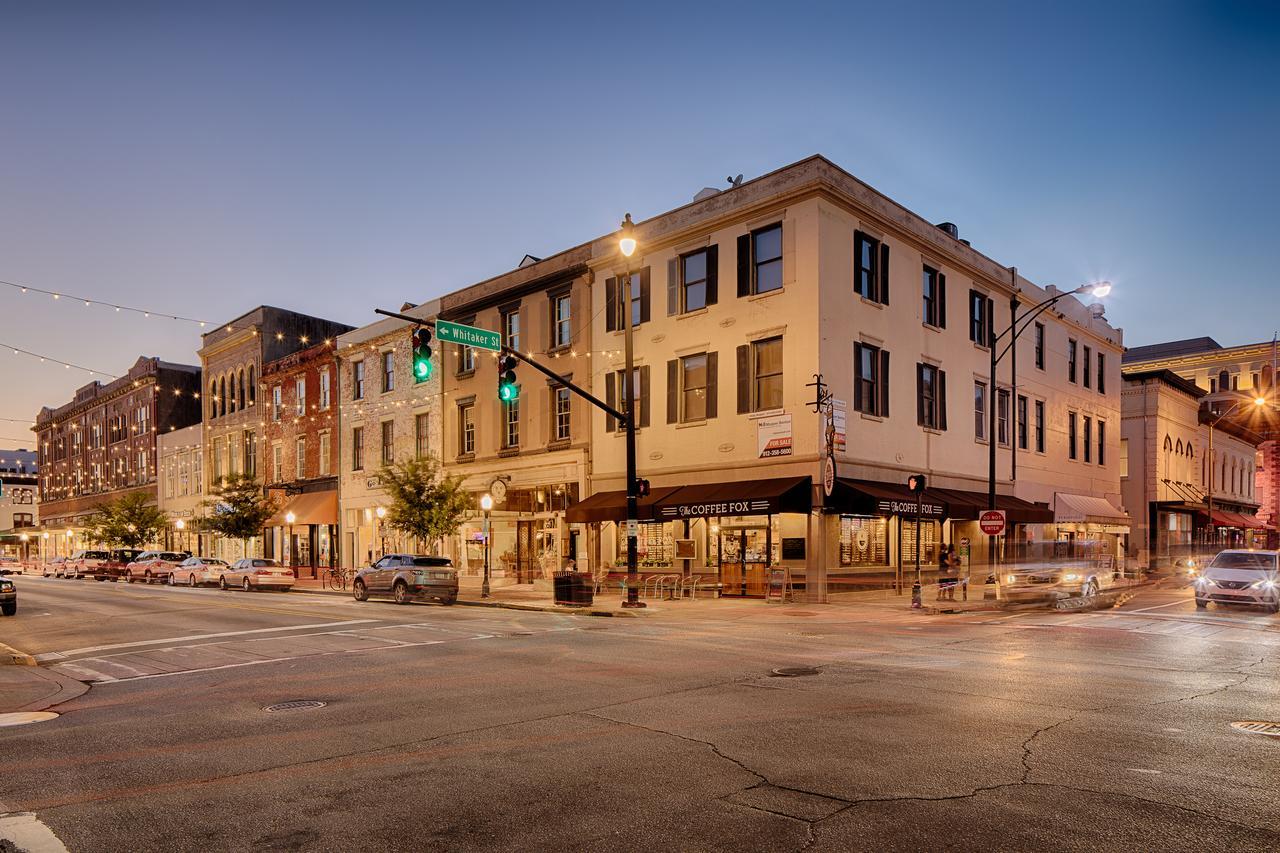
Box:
260 342 342 576
198 306 353 563
34 356 202 554
0 448 39 560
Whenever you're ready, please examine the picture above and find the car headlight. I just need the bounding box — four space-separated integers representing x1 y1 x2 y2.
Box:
1250 579 1277 590
1186 559 1196 569
1063 573 1081 582
1005 575 1018 584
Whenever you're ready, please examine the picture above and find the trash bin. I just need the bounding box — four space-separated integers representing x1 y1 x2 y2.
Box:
553 571 575 606
572 572 594 606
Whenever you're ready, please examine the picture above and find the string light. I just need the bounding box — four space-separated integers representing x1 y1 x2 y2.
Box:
2 279 210 325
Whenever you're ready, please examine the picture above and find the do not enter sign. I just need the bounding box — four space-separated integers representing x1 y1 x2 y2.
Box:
978 510 1007 536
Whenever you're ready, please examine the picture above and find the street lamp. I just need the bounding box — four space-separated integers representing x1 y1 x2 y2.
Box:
19 533 28 564
480 493 494 599
375 506 387 558
618 214 645 609
1203 395 1266 550
986 280 1113 579
285 511 296 570
175 518 186 553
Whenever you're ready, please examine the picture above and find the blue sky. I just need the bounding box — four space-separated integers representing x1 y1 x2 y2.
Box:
1 0 1276 436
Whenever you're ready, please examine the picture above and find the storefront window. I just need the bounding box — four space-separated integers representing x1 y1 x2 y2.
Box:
840 515 888 567
899 520 939 566
616 522 673 568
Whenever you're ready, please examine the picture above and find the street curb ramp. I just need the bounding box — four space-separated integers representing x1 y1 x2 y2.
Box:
0 641 36 667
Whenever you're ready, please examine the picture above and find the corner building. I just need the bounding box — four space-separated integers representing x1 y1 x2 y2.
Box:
567 156 1127 600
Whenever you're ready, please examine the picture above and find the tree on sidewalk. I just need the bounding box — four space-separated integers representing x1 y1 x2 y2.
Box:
83 491 167 549
201 474 276 555
378 454 470 554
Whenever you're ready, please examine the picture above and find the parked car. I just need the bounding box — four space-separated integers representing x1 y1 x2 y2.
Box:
219 558 295 592
1194 550 1280 613
352 554 458 606
93 548 146 582
169 557 229 588
42 556 68 578
0 576 15 615
123 551 189 584
1003 563 1117 605
65 549 111 580
0 556 21 575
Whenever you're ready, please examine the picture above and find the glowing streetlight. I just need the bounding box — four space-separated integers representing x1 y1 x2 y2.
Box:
285 511 296 571
618 213 637 258
480 493 493 599
618 213 644 609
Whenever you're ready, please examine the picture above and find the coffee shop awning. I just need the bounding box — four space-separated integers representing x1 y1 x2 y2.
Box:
927 488 1055 524
1204 510 1270 530
1053 492 1131 527
266 490 338 527
827 479 1052 523
566 477 811 524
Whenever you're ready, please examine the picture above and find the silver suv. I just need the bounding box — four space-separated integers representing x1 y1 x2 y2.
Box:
353 554 458 606
1194 550 1279 613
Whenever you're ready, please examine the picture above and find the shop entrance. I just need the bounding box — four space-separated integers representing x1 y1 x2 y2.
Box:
516 519 559 582
718 525 771 597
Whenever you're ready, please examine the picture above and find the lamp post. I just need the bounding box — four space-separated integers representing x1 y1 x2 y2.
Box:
1203 395 1265 551
375 506 387 558
618 214 645 609
987 281 1112 579
285 511 296 570
175 518 186 554
19 533 29 564
480 493 493 599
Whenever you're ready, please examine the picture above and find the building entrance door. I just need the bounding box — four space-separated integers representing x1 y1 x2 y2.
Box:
718 526 770 597
516 520 536 583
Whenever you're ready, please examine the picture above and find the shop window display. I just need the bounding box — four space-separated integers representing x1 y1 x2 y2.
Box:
840 515 889 567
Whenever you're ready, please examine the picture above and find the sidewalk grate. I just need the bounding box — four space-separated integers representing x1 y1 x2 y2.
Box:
1230 721 1280 737
264 700 327 713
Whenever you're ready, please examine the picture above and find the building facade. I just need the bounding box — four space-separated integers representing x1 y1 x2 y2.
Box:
0 448 38 559
1123 336 1280 534
437 250 594 582
156 424 206 555
336 300 443 569
198 306 352 562
260 342 342 576
34 357 201 555
563 156 1126 599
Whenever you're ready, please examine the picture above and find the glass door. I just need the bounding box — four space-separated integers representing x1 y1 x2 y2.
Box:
718 526 771 597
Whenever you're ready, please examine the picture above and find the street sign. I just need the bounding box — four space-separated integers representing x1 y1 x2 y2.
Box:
978 510 1007 536
435 319 502 352
959 536 970 557
626 519 638 539
822 457 835 496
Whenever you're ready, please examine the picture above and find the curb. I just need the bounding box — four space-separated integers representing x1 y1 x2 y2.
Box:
456 599 639 617
0 641 36 667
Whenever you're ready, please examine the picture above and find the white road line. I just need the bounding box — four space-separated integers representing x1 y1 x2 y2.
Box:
53 619 381 657
1127 600 1189 614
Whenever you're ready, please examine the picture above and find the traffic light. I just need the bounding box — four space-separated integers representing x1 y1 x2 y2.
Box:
498 354 519 402
412 327 433 383
635 478 651 498
907 474 927 493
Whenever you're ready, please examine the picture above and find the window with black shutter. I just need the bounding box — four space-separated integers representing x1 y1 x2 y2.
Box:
922 265 945 328
917 364 946 429
853 343 888 417
969 291 991 346
670 246 718 315
608 270 649 330
854 232 890 304
738 225 783 297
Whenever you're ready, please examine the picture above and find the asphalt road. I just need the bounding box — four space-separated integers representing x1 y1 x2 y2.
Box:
2 576 1279 852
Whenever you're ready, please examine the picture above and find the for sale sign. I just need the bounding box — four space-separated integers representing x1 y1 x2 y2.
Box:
978 510 1007 536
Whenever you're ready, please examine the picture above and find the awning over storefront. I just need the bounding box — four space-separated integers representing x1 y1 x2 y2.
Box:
926 488 1054 524
267 490 338 527
827 479 946 518
1054 493 1131 527
566 477 811 524
1205 510 1270 530
564 486 682 524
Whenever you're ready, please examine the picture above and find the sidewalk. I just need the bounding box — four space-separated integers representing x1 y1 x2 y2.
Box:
0 665 87 714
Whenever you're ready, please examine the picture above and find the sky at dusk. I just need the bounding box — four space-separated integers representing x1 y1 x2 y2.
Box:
1 1 1277 440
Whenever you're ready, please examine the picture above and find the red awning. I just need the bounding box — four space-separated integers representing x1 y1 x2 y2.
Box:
1208 510 1269 530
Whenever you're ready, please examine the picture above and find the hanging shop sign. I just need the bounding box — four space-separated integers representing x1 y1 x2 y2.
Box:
875 497 945 518
757 413 793 458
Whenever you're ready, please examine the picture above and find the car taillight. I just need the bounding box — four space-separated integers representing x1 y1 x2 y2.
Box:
255 569 272 575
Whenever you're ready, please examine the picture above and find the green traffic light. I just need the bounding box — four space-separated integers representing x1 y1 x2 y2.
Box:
414 358 432 380
499 383 519 402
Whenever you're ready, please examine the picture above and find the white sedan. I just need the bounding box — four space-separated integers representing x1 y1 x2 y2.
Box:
218 558 295 592
169 557 229 588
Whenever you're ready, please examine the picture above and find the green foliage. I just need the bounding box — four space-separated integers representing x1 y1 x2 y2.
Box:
378 455 470 550
84 491 167 549
202 474 275 547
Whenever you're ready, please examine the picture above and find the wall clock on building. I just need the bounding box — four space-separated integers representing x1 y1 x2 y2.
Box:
489 478 508 504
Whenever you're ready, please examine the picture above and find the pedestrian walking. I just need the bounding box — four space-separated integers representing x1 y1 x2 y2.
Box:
938 544 959 600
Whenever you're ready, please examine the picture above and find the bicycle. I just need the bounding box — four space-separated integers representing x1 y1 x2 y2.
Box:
322 567 351 592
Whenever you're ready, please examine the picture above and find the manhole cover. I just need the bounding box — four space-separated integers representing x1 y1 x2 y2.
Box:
770 667 821 677
1231 721 1280 737
0 712 59 727
264 700 327 713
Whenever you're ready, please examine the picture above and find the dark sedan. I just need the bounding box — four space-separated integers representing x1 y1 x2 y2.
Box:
1 576 16 616
352 554 457 606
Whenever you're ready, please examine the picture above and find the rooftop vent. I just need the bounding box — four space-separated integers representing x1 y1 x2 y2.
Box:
693 187 721 202
936 222 959 239
518 254 542 268
1089 302 1106 320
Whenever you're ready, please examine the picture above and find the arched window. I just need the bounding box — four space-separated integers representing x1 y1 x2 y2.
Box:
1163 435 1173 452
239 369 246 410
210 380 218 419
1175 439 1183 456
1219 369 1230 391
248 364 256 404
229 372 237 413
219 377 227 417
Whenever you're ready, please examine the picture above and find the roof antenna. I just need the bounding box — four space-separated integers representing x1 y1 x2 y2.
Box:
727 174 743 188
